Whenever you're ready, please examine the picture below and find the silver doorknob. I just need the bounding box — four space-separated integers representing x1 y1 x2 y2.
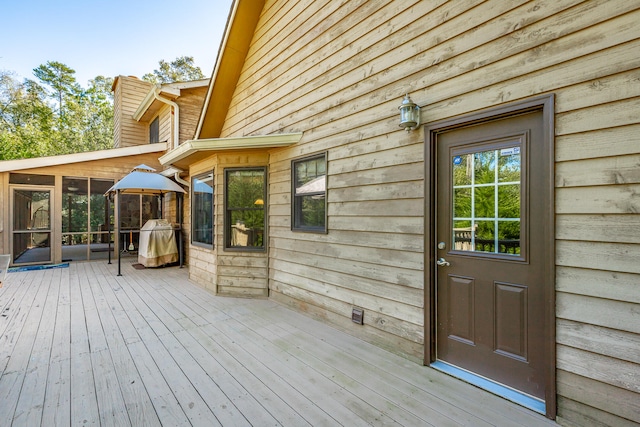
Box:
436 258 450 266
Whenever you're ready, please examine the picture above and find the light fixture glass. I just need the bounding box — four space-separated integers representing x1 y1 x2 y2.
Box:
398 93 421 131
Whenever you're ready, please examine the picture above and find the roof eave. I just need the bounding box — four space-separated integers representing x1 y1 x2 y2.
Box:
133 85 181 122
0 144 166 173
159 132 303 167
195 0 265 139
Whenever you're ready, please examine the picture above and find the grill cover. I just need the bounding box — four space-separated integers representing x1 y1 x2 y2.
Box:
138 219 178 267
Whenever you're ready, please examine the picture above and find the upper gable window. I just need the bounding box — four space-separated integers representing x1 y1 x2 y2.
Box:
149 117 159 144
292 153 327 233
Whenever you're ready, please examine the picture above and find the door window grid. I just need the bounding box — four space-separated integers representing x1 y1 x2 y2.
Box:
452 146 521 255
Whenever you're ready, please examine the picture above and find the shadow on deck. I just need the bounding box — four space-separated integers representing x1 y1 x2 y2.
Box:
0 260 556 426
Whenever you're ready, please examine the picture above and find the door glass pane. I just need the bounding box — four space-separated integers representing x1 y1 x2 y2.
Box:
474 150 496 184
473 186 494 218
452 154 472 186
452 145 521 255
12 189 51 264
453 188 471 218
62 178 88 261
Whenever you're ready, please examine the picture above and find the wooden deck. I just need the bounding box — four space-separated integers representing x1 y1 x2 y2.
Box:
0 260 557 426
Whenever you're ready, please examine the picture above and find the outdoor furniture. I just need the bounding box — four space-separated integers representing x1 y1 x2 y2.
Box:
105 164 186 276
138 219 178 267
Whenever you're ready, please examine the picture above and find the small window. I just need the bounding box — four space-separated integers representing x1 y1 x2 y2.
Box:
225 168 265 250
149 117 160 144
292 153 326 232
192 172 214 247
9 173 55 186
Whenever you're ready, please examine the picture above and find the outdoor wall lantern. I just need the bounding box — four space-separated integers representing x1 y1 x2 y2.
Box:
398 93 421 131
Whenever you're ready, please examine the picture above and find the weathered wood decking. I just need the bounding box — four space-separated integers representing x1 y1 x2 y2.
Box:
0 260 556 426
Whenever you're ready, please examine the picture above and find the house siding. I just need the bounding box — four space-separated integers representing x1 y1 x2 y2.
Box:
157 105 172 146
178 87 207 145
198 0 639 423
113 76 152 148
186 152 270 297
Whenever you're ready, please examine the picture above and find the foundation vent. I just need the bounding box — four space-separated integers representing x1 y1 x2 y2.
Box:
351 307 364 325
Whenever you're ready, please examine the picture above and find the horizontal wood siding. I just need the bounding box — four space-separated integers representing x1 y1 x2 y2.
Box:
215 152 269 298
177 87 207 145
157 106 172 147
187 152 270 298
113 76 152 148
9 154 163 180
213 0 640 422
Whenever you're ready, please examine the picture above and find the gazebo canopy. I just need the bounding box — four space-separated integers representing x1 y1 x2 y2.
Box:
105 164 185 276
106 164 186 195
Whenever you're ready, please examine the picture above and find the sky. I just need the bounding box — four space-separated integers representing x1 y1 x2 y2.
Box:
1 0 233 86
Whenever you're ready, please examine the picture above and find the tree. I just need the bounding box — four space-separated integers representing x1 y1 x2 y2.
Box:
0 71 54 159
1 55 205 161
0 64 114 160
75 75 114 152
32 61 81 118
142 56 205 84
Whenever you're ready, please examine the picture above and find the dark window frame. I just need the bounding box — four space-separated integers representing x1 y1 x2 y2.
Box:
291 153 327 233
149 116 160 144
224 167 266 251
191 171 214 248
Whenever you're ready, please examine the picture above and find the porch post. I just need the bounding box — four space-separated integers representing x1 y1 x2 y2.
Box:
117 189 122 276
106 194 111 265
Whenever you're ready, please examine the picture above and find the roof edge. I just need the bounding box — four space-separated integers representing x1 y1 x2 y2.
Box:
133 79 211 122
159 132 303 166
195 0 265 139
0 144 166 173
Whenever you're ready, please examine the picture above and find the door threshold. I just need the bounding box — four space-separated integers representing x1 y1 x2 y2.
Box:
431 360 545 414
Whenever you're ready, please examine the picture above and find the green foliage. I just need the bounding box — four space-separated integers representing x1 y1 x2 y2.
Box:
142 56 205 84
1 55 204 161
0 64 114 160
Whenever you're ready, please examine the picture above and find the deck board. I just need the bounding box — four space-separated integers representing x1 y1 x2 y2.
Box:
41 269 70 426
0 259 558 426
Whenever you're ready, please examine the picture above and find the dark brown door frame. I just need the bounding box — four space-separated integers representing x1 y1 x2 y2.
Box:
423 94 556 419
